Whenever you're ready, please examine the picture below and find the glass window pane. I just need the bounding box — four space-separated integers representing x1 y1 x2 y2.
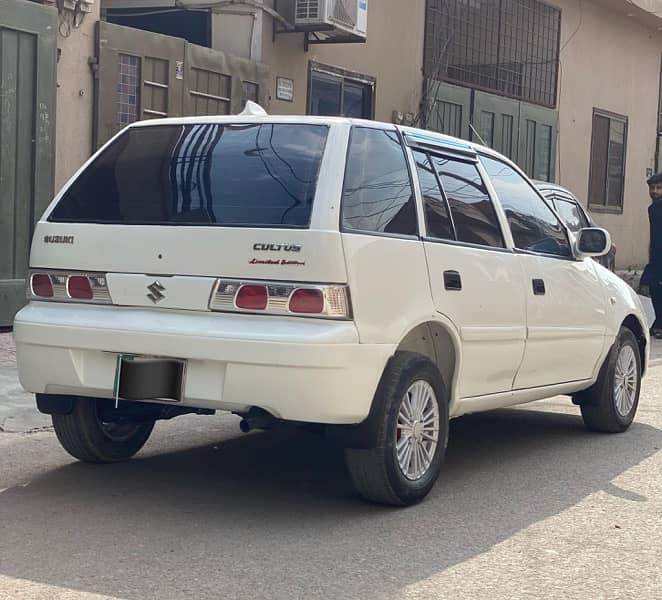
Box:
413 150 454 240
589 114 610 206
607 119 626 207
433 156 504 248
343 81 371 118
50 124 328 228
242 81 259 105
342 127 417 236
481 155 571 256
555 199 584 233
310 72 341 116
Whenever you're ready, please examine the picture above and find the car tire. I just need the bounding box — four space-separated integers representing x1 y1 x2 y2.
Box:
578 327 641 433
345 352 449 506
52 397 155 463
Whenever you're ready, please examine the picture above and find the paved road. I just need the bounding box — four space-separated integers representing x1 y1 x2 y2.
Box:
1 333 661 599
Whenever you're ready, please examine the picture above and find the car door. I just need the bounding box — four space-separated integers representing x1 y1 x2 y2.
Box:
480 155 608 389
408 144 527 399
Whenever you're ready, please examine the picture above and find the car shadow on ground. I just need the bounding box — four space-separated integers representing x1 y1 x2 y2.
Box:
0 407 660 600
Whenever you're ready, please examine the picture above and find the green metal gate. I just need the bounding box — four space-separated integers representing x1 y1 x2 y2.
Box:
425 80 557 183
0 0 57 326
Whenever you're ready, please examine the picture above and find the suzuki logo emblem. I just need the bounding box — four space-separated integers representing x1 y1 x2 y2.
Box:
147 281 166 304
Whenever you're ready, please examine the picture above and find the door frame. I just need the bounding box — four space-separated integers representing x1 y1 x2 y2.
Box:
0 0 57 326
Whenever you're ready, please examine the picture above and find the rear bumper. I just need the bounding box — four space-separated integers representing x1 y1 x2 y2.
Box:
14 303 394 424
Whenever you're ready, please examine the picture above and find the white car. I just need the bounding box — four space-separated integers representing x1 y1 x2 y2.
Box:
14 114 649 506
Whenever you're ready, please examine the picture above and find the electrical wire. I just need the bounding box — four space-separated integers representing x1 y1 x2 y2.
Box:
561 0 583 54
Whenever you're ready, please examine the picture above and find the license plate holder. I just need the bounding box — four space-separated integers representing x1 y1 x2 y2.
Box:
113 355 185 402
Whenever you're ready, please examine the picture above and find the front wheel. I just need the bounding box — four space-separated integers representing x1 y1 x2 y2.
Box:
52 397 155 463
578 328 642 433
345 352 449 506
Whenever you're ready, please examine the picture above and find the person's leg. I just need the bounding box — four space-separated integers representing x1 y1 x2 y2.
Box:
650 282 662 334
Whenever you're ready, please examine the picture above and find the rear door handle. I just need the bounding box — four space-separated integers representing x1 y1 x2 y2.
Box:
444 270 462 291
532 278 546 295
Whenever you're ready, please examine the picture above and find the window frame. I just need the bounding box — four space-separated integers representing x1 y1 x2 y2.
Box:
411 148 458 242
339 125 420 240
47 122 330 229
408 145 510 252
478 153 574 260
588 108 628 215
307 61 376 120
553 195 590 230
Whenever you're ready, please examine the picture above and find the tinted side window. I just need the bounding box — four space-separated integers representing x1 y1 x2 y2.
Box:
412 150 454 240
432 156 505 248
555 198 588 233
481 156 571 257
342 128 417 236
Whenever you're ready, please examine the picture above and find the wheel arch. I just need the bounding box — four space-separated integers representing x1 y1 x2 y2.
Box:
395 320 461 412
621 314 648 375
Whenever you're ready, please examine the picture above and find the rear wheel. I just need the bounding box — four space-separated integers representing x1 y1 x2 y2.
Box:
345 353 449 506
52 397 154 463
578 328 641 433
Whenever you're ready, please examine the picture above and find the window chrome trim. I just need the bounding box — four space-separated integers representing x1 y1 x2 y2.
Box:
421 236 515 254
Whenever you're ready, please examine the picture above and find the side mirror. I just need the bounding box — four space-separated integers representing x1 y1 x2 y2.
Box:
576 228 611 258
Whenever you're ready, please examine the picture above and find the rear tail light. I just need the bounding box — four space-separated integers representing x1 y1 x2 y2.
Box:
289 289 324 314
236 285 268 310
210 279 351 319
30 274 54 298
67 275 93 300
27 270 111 304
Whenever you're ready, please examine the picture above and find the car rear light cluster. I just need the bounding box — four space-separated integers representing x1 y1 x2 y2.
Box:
28 270 111 304
210 279 351 319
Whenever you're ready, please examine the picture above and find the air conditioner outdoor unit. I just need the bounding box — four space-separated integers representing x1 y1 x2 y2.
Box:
294 0 367 41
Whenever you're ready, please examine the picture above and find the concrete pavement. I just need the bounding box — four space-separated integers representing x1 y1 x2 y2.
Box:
0 332 50 433
0 354 661 599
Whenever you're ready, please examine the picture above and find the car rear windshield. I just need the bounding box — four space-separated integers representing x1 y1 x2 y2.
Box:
49 123 328 228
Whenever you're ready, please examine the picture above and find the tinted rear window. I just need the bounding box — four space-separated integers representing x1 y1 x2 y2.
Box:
49 123 328 227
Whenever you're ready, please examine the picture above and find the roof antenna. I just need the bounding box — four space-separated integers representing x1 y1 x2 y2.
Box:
239 101 268 117
469 123 489 147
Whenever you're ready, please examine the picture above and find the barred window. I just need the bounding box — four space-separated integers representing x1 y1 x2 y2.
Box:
425 0 561 107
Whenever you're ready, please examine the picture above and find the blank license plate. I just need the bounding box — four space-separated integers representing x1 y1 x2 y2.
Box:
113 355 185 402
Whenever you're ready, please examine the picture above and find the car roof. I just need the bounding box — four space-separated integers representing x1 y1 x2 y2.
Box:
122 114 547 188
127 114 377 128
532 180 578 200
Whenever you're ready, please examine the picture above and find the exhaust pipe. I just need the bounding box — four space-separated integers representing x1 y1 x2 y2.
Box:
238 408 276 433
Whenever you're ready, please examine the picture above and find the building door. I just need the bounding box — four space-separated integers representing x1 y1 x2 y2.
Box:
425 81 470 140
518 103 557 183
425 82 558 182
473 90 519 161
0 0 56 326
